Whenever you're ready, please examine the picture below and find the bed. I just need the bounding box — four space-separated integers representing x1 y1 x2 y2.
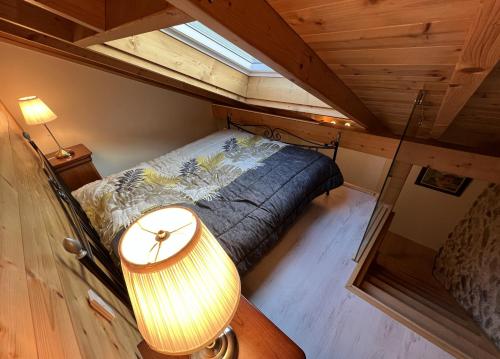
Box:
72 127 343 273
25 119 343 305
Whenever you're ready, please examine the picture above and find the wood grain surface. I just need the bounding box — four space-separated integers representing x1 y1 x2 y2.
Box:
138 296 305 359
0 100 142 358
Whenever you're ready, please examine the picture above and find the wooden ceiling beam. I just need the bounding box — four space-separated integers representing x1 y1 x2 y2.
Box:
167 0 388 134
74 1 192 47
214 104 500 183
397 140 500 183
24 0 105 31
0 0 80 42
213 104 398 158
431 0 500 138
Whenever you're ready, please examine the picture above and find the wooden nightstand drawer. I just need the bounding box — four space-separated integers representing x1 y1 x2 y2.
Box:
46 144 101 191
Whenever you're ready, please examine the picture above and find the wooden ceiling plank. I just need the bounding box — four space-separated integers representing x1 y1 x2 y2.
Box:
303 19 470 51
24 0 105 31
330 64 454 80
0 0 77 41
75 3 192 47
270 0 478 35
319 45 463 66
339 74 450 84
431 0 500 138
166 0 388 133
342 79 449 92
105 0 166 29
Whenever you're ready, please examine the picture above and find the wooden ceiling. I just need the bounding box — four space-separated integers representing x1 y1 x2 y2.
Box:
267 0 478 135
440 63 500 150
1 0 499 153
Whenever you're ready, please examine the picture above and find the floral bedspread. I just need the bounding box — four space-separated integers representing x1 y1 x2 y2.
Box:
72 130 285 251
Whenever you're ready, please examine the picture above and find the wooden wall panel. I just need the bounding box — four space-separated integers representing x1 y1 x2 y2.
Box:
0 100 142 358
13 134 82 358
0 103 38 359
245 77 348 118
107 31 249 98
246 77 329 109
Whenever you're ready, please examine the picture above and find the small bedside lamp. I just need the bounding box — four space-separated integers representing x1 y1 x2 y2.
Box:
119 206 241 358
18 96 73 159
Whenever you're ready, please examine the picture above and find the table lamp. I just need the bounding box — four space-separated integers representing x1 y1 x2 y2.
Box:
119 206 241 359
18 96 73 159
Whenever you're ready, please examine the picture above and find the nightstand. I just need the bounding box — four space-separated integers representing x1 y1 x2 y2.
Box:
46 144 102 191
137 296 306 359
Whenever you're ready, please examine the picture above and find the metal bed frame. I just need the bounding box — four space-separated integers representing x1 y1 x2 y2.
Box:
24 116 341 308
23 131 131 307
227 114 341 162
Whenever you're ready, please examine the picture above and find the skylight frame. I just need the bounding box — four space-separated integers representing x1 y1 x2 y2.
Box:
162 22 280 77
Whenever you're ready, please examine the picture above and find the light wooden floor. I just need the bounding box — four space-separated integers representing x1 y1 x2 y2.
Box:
242 186 453 359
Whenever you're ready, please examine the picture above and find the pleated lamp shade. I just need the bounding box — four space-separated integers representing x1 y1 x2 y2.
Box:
118 206 241 355
18 96 57 125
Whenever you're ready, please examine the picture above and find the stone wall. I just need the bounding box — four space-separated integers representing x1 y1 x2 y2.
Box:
434 183 500 349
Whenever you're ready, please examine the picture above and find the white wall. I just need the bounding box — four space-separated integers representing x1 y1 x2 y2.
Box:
336 148 391 193
390 165 489 250
0 41 216 176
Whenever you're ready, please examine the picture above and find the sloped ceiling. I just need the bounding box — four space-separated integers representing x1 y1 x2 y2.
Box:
267 0 479 135
440 62 500 151
2 0 498 153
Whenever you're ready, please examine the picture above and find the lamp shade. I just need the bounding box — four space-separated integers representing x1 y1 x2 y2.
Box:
119 206 241 355
18 96 57 125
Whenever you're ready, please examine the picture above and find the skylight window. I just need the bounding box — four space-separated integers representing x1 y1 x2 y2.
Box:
162 21 278 76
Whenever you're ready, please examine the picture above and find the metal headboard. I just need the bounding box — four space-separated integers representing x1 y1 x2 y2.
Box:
226 113 341 162
23 132 130 307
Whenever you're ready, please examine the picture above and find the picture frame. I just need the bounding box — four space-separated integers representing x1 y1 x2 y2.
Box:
415 167 472 197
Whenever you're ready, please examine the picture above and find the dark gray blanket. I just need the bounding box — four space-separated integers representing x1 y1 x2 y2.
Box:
187 145 343 273
112 145 342 273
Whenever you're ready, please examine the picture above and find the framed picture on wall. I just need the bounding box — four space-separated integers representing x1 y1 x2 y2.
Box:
415 167 472 197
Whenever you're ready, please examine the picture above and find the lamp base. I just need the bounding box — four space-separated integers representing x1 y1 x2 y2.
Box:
190 326 238 359
55 148 74 159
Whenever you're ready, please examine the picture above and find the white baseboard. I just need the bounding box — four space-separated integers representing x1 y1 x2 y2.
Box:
343 181 379 197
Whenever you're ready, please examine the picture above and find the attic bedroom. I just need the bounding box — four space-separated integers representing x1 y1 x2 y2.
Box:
0 1 498 359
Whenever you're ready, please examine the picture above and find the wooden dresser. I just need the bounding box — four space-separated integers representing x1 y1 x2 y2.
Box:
46 143 101 191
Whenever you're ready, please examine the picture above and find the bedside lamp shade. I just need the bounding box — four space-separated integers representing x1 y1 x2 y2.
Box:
18 96 57 125
18 95 73 159
119 206 241 356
